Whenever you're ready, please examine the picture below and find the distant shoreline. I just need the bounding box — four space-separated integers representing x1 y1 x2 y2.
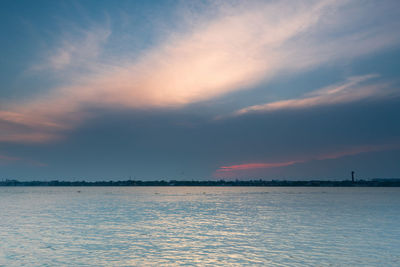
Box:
1 179 400 187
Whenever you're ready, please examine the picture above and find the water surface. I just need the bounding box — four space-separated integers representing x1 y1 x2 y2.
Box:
1 187 399 266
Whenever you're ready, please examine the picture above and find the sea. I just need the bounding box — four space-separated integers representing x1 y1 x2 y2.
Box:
0 187 399 266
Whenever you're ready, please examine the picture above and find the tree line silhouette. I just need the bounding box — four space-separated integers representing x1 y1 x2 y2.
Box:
1 179 399 187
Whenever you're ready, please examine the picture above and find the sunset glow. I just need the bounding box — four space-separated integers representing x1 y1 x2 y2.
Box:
0 0 399 179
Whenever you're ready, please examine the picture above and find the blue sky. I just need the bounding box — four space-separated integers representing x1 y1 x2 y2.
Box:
1 0 400 180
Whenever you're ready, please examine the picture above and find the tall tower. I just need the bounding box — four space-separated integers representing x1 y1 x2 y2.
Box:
351 171 355 183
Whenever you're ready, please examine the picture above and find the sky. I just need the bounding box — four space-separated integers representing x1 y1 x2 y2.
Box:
0 0 400 181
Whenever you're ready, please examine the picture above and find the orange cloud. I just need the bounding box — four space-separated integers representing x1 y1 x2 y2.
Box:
1 0 399 143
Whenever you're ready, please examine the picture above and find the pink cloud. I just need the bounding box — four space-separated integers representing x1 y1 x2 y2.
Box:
215 142 400 178
234 74 396 115
217 161 301 172
316 143 400 161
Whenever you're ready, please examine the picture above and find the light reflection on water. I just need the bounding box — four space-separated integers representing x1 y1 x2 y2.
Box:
0 187 399 266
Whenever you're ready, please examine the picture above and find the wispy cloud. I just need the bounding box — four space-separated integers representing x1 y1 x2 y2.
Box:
235 74 395 115
0 152 47 167
32 26 111 72
217 161 301 172
0 154 20 162
215 142 400 176
1 0 399 143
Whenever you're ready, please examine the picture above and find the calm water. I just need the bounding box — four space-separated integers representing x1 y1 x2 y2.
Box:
0 187 399 266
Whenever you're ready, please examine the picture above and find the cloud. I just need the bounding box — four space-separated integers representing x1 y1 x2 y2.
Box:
235 74 396 115
32 26 111 72
215 142 400 177
316 143 400 160
1 0 400 143
0 152 47 167
0 104 82 143
217 161 301 172
0 154 20 162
